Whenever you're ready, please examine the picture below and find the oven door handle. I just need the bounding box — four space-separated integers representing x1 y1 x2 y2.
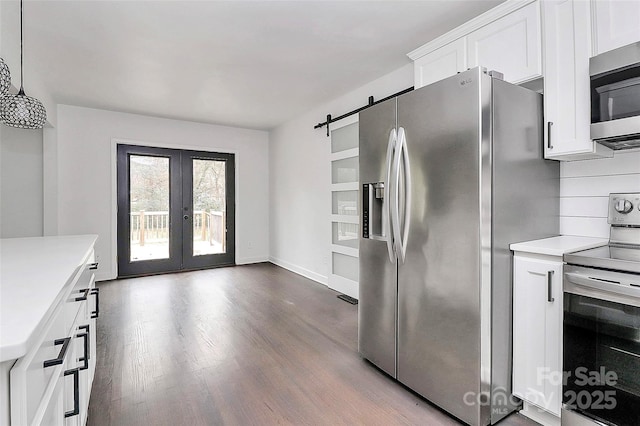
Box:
564 272 640 307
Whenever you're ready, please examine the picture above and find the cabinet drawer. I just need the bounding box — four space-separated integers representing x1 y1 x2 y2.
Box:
10 306 72 425
64 263 94 335
11 301 87 426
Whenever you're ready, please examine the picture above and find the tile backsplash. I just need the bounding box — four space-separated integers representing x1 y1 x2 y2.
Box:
560 150 640 238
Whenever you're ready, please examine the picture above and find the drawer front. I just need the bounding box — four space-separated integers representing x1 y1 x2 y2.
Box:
10 301 69 425
64 260 95 335
17 305 87 426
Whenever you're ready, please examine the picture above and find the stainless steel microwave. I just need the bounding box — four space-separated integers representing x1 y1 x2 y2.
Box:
590 42 640 150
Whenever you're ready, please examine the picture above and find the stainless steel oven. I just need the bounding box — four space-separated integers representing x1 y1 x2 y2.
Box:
562 193 640 426
590 42 640 150
562 266 640 426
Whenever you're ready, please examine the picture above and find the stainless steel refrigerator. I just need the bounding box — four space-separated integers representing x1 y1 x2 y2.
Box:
358 67 560 426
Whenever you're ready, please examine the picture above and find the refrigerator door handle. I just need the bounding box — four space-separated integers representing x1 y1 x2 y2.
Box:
398 127 411 262
391 128 403 263
385 128 397 263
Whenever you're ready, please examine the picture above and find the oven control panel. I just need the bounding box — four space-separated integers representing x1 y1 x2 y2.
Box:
609 193 640 225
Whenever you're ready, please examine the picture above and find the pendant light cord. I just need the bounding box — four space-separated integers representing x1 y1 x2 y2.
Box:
19 0 24 94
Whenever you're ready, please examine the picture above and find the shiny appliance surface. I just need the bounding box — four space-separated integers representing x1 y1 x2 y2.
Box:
562 193 640 426
590 42 640 150
358 67 560 426
358 97 398 378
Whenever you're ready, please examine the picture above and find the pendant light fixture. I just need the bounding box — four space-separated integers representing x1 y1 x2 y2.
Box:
0 0 47 129
0 58 10 96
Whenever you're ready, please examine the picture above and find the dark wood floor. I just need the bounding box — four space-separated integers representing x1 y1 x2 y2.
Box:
88 263 538 426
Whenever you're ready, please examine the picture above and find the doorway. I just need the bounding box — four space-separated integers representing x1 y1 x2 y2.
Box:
117 145 235 277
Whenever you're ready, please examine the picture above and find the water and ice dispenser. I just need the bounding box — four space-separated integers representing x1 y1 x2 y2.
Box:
362 182 386 239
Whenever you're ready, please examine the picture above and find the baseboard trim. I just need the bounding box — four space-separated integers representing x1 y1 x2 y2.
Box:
236 256 269 265
268 256 328 285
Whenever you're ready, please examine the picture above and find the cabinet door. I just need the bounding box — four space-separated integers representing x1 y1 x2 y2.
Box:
512 256 562 416
467 1 542 83
413 38 466 89
592 0 640 55
543 0 592 158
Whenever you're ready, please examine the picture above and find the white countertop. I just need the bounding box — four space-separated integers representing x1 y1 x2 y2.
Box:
0 235 97 362
510 235 608 257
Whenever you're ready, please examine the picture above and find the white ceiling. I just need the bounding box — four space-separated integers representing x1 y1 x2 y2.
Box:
1 1 503 130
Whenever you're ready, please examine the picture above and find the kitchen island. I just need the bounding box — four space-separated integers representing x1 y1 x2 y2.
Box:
0 235 98 426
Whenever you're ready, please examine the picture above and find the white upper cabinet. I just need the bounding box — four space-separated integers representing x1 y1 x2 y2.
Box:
592 0 640 55
409 1 542 89
543 0 611 159
467 1 542 83
413 38 466 89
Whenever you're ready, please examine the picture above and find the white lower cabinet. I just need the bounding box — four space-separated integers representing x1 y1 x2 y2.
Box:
8 254 98 426
513 254 563 417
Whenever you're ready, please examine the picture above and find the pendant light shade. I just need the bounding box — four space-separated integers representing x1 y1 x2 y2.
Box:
0 89 47 129
0 58 10 96
0 0 47 129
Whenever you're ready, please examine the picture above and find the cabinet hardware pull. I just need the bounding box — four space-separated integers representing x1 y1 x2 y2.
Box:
88 262 99 270
64 368 80 418
75 288 90 302
90 288 100 319
547 122 553 150
547 270 554 303
78 324 90 371
43 337 71 368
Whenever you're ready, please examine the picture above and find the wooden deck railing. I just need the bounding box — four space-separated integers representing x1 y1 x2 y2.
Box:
130 210 224 247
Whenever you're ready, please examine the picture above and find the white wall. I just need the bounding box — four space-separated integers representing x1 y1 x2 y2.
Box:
53 105 269 281
0 125 43 238
269 64 413 284
269 62 640 286
560 150 640 238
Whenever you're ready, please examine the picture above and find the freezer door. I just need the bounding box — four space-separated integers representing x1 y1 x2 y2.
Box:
396 68 490 426
358 97 398 378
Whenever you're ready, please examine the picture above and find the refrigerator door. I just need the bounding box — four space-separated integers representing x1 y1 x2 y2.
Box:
396 68 491 426
358 98 398 378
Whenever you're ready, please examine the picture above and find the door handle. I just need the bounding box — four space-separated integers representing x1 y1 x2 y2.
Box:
43 337 72 368
398 127 411 263
183 214 189 220
90 288 100 319
78 324 90 371
74 287 90 302
64 368 80 418
547 271 554 303
391 130 402 264
547 121 553 150
384 128 397 263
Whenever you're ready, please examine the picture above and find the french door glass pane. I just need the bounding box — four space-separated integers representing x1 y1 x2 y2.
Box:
129 155 170 261
192 159 226 256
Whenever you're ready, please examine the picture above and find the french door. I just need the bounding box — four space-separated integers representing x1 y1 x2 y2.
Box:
117 145 235 277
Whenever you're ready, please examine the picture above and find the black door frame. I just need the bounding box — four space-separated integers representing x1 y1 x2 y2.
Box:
180 149 236 270
117 144 235 277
